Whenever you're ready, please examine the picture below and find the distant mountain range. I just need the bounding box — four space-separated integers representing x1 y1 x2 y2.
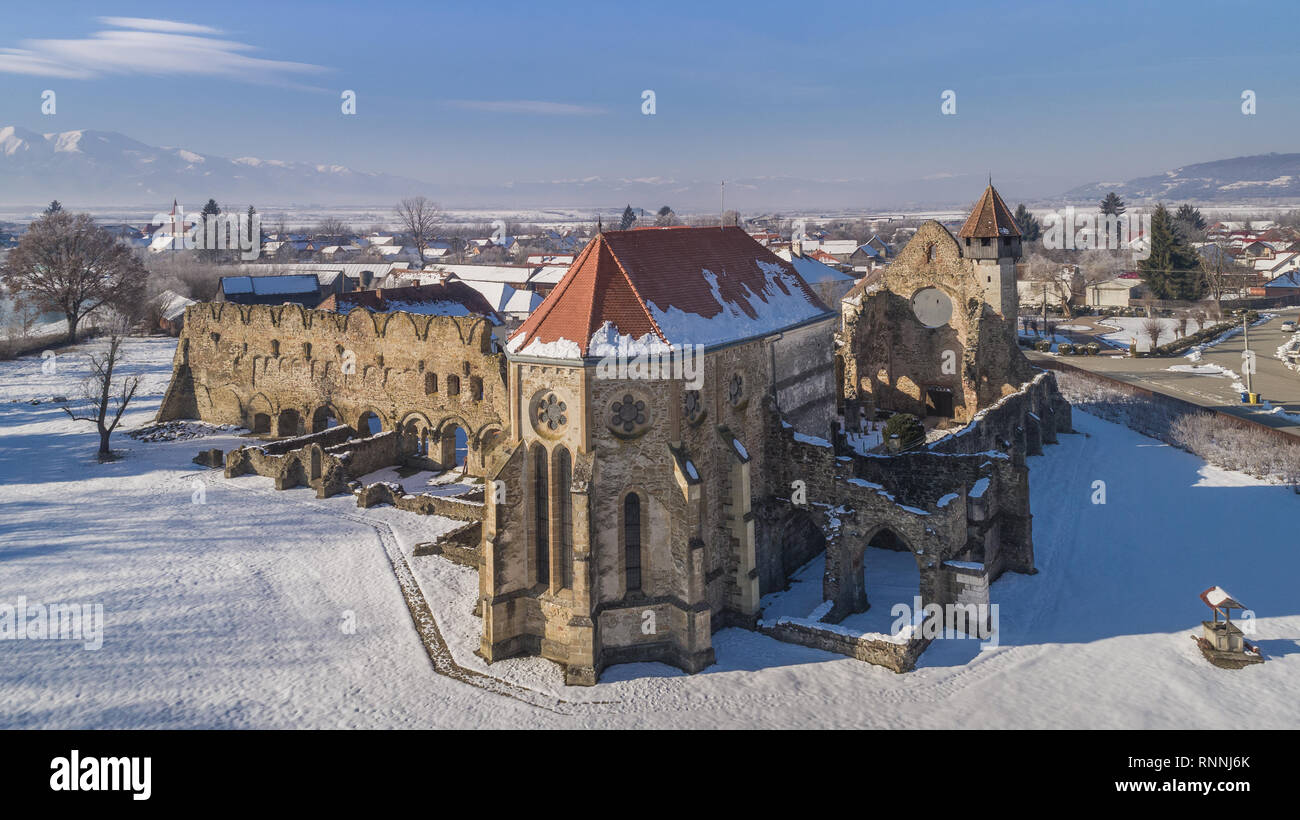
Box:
0 125 428 206
1060 153 1300 204
4 124 1298 212
0 124 1013 212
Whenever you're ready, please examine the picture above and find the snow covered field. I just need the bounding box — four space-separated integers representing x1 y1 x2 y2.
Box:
2 337 1298 729
1098 317 1184 351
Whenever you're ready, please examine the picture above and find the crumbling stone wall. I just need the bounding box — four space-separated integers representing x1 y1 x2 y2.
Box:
838 221 1036 425
159 302 509 476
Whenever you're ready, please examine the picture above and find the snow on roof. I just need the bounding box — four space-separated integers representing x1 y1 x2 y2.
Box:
221 274 320 296
1200 586 1244 611
503 288 543 316
527 254 575 265
319 282 501 323
454 279 540 316
786 253 856 283
528 265 570 285
151 289 196 321
1266 270 1300 288
507 227 832 359
434 264 538 285
819 239 861 255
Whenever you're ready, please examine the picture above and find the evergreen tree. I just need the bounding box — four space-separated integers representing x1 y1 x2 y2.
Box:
1099 192 1126 217
45 200 63 214
1173 203 1205 236
1139 203 1202 300
620 205 636 231
198 198 222 261
1013 203 1041 242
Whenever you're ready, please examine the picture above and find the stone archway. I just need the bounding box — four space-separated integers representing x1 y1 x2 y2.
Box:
357 410 383 436
399 413 433 457
823 516 929 625
439 424 469 470
311 405 339 433
251 413 272 434
276 408 301 437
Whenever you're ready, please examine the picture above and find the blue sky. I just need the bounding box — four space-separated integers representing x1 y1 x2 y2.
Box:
1 0 1298 208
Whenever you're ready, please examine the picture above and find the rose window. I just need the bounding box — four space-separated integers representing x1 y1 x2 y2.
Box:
611 394 647 434
536 393 567 431
684 389 703 423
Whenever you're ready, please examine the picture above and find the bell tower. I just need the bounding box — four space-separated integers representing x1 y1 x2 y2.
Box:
957 183 1022 319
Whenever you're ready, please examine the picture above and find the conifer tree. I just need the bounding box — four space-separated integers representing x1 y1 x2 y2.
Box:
1139 203 1202 300
1013 203 1041 242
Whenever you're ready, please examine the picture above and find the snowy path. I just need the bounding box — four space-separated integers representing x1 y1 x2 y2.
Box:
2 337 1297 728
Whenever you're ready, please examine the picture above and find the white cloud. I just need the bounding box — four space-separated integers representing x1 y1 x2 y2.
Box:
0 18 325 81
96 18 222 35
447 99 604 116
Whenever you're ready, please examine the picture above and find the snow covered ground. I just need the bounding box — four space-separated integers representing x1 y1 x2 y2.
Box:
1098 317 1184 352
2 337 1298 728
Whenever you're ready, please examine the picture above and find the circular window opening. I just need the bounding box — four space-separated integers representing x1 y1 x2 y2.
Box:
911 287 953 328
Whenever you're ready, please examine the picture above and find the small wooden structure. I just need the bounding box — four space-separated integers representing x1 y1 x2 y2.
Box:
1193 586 1264 669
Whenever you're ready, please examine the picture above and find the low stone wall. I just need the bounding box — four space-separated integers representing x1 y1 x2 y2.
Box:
355 481 484 522
260 424 354 455
323 430 402 478
757 617 931 673
222 430 401 497
413 520 482 567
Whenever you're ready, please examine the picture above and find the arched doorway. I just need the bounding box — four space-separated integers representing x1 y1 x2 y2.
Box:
311 406 338 433
439 424 468 470
454 427 468 467
276 408 300 437
402 417 430 457
251 413 271 434
357 411 382 436
850 526 921 635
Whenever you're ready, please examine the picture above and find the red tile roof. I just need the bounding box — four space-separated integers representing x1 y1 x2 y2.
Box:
507 226 831 357
958 184 1021 239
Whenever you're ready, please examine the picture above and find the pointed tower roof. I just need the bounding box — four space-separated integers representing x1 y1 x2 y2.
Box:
506 226 831 359
958 184 1021 239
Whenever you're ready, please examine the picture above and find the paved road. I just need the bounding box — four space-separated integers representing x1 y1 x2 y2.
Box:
1029 308 1300 437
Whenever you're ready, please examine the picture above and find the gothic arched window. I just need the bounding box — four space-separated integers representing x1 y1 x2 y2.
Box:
556 448 572 589
624 493 642 593
533 445 549 587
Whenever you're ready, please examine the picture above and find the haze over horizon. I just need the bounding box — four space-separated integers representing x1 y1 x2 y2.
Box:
0 1 1297 211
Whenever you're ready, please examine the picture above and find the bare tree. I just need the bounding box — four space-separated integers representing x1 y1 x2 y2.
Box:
62 329 141 459
1024 253 1074 314
316 217 351 244
1142 317 1164 351
1175 314 1189 339
2 211 148 341
394 196 441 261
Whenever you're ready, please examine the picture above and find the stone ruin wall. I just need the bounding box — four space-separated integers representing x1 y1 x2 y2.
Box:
159 301 510 475
839 221 1037 425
